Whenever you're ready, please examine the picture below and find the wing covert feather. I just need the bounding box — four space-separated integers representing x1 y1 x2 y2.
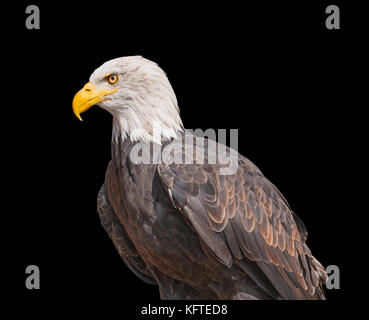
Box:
157 140 326 299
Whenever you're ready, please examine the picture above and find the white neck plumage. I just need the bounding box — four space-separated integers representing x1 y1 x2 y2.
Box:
111 99 183 145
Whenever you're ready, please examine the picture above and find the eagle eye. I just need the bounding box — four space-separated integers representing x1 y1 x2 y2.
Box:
107 73 119 84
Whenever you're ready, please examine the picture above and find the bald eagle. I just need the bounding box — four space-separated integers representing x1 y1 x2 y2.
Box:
72 56 327 300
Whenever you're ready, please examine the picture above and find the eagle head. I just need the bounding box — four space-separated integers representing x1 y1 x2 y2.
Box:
73 56 183 143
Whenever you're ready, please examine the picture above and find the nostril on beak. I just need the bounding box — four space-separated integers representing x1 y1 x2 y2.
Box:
83 83 94 93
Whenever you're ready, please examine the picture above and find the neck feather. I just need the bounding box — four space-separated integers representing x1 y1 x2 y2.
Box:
112 113 183 145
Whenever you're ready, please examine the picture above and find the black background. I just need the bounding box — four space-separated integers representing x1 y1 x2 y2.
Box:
3 0 364 317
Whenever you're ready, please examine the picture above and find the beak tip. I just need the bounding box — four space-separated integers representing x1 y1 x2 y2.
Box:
74 112 83 121
73 106 83 121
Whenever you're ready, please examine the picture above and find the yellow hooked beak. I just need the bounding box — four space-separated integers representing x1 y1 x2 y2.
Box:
72 82 117 121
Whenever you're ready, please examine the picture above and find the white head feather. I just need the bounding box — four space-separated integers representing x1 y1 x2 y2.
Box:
89 56 183 144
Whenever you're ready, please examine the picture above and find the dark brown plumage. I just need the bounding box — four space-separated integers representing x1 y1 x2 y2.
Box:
97 132 327 300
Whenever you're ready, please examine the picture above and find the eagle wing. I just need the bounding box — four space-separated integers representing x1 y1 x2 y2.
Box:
157 141 326 299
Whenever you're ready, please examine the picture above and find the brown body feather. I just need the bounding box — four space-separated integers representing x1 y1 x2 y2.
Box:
97 130 327 300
